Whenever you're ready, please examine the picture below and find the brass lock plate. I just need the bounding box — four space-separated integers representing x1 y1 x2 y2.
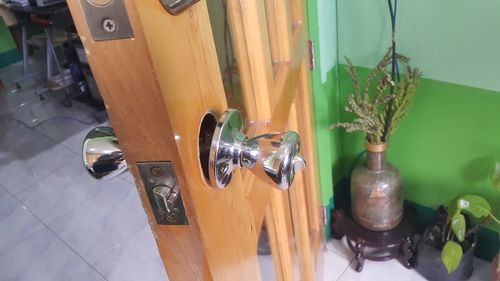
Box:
80 0 134 41
137 162 188 225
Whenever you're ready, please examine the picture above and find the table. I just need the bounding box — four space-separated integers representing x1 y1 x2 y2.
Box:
9 3 70 82
8 2 73 105
331 205 416 272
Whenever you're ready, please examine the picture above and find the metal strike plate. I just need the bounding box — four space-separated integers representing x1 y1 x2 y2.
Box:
80 0 134 41
160 0 199 15
137 162 188 225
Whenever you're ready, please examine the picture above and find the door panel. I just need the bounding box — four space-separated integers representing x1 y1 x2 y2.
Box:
66 2 213 280
67 0 322 280
134 2 265 280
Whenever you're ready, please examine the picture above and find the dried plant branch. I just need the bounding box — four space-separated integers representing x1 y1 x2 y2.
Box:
331 48 421 145
384 65 421 140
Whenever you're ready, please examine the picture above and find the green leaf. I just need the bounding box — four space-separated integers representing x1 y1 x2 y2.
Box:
441 241 463 274
447 197 460 219
450 212 466 242
491 162 500 190
457 195 491 218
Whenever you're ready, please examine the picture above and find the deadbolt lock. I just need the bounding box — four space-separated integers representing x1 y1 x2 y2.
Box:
137 162 188 225
152 185 178 214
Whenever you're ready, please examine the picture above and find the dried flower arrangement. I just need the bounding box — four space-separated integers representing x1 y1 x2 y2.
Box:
332 49 421 144
331 0 421 145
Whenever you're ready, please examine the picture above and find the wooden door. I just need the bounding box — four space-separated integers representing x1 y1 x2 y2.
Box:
68 0 322 280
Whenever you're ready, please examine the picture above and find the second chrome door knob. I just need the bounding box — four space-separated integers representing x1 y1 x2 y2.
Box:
82 126 127 180
209 109 306 190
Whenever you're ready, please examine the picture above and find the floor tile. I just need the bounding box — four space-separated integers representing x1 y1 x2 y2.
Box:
0 119 21 135
326 238 355 260
0 200 45 255
35 118 96 153
68 266 106 281
49 177 149 263
0 228 90 281
0 59 45 101
5 94 98 131
0 124 75 195
337 258 426 281
16 152 107 224
0 88 41 114
322 249 352 281
119 171 135 184
92 225 169 281
258 254 277 281
0 185 18 220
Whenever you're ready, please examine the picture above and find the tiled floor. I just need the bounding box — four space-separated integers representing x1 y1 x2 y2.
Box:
0 59 168 281
0 60 493 281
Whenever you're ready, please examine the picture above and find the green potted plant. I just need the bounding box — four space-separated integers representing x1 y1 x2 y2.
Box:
415 195 499 281
415 172 500 281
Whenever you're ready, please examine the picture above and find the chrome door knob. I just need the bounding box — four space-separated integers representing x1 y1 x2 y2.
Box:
209 109 306 190
82 126 127 179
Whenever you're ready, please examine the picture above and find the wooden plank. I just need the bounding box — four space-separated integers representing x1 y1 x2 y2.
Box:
267 189 298 281
224 5 295 274
264 0 293 66
264 206 285 281
66 1 212 280
296 59 322 236
271 24 306 130
227 0 274 121
134 1 268 280
290 0 304 26
263 0 280 68
225 0 258 121
288 102 314 281
293 2 324 271
234 1 317 280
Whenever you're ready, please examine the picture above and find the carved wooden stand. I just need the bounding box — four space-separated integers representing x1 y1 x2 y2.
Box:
331 205 416 272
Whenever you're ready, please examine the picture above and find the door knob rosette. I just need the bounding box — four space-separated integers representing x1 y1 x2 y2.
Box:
209 109 306 190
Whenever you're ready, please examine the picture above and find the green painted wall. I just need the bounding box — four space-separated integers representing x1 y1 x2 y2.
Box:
307 0 341 239
0 18 15 53
337 0 500 92
306 0 499 254
0 17 20 68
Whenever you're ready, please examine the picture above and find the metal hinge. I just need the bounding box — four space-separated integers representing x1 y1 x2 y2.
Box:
307 40 316 71
320 205 327 226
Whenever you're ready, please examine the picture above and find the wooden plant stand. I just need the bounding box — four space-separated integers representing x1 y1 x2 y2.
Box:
331 205 416 272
